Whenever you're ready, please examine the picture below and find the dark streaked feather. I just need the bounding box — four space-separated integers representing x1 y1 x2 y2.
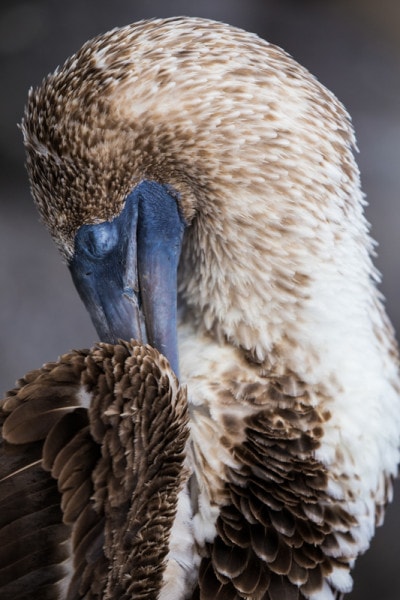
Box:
195 384 349 599
0 341 189 599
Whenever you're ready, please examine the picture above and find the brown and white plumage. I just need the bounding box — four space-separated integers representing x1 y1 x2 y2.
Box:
0 341 189 599
12 15 400 599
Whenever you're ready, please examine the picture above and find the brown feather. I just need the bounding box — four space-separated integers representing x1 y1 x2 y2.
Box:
194 375 359 599
0 341 189 599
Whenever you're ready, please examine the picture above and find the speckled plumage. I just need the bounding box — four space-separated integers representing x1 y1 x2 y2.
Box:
16 15 400 599
0 341 189 599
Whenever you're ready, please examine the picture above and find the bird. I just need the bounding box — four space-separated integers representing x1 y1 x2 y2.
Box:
0 341 191 600
10 14 400 599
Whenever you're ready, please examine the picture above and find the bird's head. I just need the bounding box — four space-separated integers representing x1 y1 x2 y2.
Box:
21 17 360 375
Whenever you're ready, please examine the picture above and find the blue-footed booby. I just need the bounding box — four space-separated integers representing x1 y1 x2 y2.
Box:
4 15 400 599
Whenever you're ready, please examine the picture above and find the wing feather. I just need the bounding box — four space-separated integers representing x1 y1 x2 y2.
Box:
0 342 188 599
195 382 350 600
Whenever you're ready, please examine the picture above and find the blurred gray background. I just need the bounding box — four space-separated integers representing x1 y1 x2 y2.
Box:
0 1 399 598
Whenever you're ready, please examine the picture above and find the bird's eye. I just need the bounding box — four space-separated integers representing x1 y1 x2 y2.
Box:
75 221 119 258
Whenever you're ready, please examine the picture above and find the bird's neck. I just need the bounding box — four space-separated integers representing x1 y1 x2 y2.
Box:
178 188 393 391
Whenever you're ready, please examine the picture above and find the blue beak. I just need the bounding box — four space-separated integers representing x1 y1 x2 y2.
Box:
68 181 186 376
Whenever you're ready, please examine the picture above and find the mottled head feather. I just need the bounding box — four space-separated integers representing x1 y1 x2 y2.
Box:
22 16 357 261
